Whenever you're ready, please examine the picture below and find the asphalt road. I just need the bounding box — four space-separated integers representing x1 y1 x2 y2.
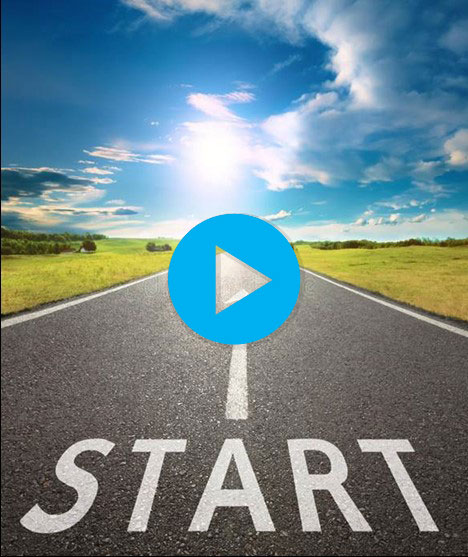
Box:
1 264 467 556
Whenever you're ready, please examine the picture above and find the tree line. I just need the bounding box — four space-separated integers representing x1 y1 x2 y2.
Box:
1 227 106 242
1 227 102 255
294 237 468 250
1 239 76 255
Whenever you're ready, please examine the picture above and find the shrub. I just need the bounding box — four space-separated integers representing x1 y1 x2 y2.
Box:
81 240 97 252
146 242 172 252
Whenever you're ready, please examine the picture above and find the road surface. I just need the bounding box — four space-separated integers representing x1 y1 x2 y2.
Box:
1 264 467 556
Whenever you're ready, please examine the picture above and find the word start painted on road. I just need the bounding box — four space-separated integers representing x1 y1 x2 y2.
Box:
20 438 438 534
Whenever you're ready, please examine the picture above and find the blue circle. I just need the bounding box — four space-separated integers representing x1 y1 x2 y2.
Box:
168 214 300 344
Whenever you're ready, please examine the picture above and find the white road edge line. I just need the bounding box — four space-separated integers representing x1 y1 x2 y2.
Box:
1 270 169 329
302 268 468 339
226 344 248 420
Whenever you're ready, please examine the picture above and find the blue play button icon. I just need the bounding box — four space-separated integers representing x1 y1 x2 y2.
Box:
168 214 300 344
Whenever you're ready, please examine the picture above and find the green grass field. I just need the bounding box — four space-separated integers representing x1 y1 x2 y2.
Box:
2 239 467 321
295 245 468 322
1 238 177 315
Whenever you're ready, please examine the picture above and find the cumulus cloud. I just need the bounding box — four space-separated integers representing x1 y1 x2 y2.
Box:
183 90 330 190
374 194 433 211
353 213 399 227
283 210 468 242
444 129 468 167
83 146 175 164
261 209 292 221
252 151 329 190
130 0 468 197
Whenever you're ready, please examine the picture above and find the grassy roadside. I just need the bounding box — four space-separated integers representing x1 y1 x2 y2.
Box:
295 245 468 322
1 238 176 315
2 240 467 321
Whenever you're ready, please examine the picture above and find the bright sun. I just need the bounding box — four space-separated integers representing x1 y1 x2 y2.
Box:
186 123 245 188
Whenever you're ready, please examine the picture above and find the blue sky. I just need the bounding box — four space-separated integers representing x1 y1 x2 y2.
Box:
2 0 468 240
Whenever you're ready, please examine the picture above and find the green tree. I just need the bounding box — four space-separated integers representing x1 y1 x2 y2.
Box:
81 240 97 252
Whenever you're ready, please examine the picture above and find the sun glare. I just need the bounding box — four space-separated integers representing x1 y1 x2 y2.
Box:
185 123 245 188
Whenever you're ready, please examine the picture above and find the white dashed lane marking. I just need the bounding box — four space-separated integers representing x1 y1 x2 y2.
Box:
226 344 248 420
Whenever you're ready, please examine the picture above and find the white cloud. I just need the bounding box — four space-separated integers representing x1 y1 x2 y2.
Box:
261 209 292 221
375 197 428 211
81 166 114 175
2 199 65 227
412 160 445 180
223 91 255 103
268 53 301 76
183 88 331 191
282 210 468 241
121 0 169 20
361 157 403 184
130 1 468 192
105 199 126 205
83 146 175 164
2 200 140 229
262 92 338 150
252 148 329 190
125 1 467 204
89 177 116 185
186 90 255 121
444 129 468 167
353 213 399 227
413 181 450 195
187 93 239 121
121 0 242 22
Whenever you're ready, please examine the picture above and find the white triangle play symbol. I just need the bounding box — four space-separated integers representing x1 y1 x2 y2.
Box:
216 249 271 314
